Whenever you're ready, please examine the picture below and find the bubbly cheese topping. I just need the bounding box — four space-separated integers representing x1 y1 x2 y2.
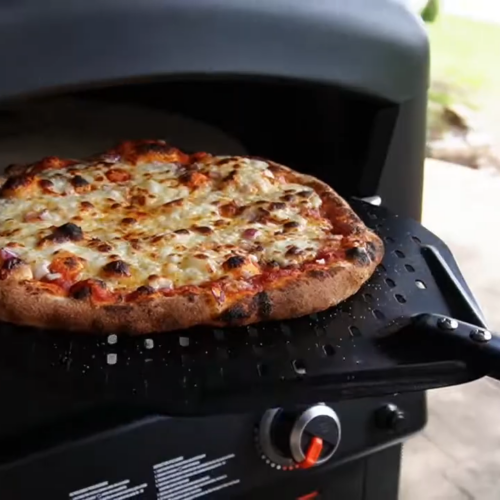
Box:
0 143 342 295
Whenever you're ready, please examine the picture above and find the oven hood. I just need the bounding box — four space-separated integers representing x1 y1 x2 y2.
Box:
0 0 428 103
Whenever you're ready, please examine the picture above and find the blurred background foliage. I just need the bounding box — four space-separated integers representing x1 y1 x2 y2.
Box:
415 0 500 168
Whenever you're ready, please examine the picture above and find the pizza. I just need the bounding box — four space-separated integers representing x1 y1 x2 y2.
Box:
0 140 383 334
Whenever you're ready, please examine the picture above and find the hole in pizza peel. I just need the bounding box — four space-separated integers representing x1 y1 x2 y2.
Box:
323 344 336 357
385 236 395 243
363 293 373 303
394 250 405 258
412 236 422 244
257 363 269 377
378 263 387 273
373 309 386 320
292 359 307 375
405 264 415 273
349 325 362 337
395 294 407 304
385 278 396 288
415 280 427 289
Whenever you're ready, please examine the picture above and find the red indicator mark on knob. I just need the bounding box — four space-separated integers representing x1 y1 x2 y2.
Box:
298 437 323 469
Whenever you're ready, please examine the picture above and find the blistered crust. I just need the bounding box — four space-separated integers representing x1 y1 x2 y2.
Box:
0 247 381 335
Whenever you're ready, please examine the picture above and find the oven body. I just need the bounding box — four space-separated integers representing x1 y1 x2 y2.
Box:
0 1 429 498
0 395 426 500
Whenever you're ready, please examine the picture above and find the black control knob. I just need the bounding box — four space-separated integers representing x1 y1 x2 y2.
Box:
375 403 406 432
257 404 341 470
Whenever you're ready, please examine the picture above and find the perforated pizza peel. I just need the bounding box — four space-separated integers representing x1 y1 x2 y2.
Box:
0 199 493 415
0 100 495 415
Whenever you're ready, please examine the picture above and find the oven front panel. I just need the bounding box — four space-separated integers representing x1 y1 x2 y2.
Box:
0 393 425 500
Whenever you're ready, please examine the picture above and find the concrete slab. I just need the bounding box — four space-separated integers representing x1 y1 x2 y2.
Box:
400 160 500 499
400 433 472 500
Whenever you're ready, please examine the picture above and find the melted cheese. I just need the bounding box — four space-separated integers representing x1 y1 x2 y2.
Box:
0 155 341 292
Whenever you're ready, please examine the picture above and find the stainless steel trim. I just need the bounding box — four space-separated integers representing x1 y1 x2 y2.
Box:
470 328 492 343
438 317 458 331
258 409 295 467
289 404 341 466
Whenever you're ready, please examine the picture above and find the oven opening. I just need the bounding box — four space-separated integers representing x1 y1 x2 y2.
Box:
0 77 396 199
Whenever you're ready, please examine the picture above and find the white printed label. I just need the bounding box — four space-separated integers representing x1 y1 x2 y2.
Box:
153 454 240 500
67 454 239 499
69 479 147 500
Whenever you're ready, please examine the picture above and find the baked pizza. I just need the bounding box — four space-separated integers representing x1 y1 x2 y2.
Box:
0 140 383 334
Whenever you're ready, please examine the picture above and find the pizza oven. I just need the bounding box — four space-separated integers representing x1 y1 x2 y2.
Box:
0 1 495 500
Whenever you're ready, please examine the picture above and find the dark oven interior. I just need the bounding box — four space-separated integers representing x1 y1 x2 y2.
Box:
0 77 396 201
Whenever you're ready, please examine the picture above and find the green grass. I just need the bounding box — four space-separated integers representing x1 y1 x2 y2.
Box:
428 15 500 109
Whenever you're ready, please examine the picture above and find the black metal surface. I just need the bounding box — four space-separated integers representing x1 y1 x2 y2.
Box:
0 200 485 415
411 314 500 381
421 245 487 325
0 394 423 500
241 444 403 500
377 92 428 220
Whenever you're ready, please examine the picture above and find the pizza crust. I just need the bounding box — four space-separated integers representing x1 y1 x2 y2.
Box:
0 237 381 335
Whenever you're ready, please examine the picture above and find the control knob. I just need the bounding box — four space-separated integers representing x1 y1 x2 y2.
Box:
257 404 341 470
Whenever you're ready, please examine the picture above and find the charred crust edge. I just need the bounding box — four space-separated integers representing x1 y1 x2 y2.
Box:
71 286 92 300
0 174 32 194
366 240 382 262
254 291 272 318
345 246 371 266
219 304 251 325
307 269 329 279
